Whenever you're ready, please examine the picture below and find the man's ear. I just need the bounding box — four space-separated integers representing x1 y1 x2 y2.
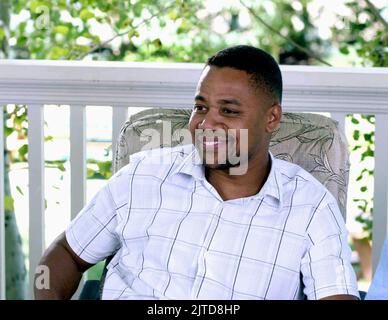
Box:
265 103 282 133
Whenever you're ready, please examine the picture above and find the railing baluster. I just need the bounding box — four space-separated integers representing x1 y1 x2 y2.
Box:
372 114 388 272
330 112 346 134
28 104 45 299
70 105 86 299
112 106 128 167
0 105 5 300
70 105 86 220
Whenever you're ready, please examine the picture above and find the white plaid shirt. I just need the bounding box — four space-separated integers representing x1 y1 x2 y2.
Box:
66 144 359 300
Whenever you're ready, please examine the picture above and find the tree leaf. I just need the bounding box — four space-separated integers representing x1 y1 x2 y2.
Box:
48 46 69 59
363 133 373 142
80 9 95 21
127 29 139 40
352 130 360 141
30 0 46 13
351 117 359 124
97 160 112 174
16 186 24 196
57 163 66 172
18 144 28 159
339 46 349 55
54 25 69 35
5 127 13 137
4 196 14 212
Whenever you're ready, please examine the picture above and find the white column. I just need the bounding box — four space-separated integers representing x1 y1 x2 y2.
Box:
70 105 86 220
372 114 388 272
112 106 128 167
0 106 5 300
28 104 45 298
70 105 87 300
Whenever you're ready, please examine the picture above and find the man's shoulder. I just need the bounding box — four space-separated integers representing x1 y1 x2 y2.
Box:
273 157 336 203
114 144 193 177
106 145 193 201
274 157 317 183
131 144 193 161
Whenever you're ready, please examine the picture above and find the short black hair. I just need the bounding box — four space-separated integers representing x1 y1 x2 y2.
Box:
206 45 283 104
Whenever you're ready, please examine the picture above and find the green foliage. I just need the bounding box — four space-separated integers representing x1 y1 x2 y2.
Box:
45 159 66 171
7 0 214 61
347 113 377 241
241 0 331 65
87 159 112 180
331 0 387 67
0 28 5 41
4 195 14 212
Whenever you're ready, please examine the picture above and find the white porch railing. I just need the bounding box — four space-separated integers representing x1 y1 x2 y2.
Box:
0 60 387 299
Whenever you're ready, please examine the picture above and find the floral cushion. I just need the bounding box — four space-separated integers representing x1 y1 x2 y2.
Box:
113 108 349 219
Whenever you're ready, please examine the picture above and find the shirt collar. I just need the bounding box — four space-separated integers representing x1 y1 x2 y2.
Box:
172 145 283 206
254 152 283 206
173 144 205 181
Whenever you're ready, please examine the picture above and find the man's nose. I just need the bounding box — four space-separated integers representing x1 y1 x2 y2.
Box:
198 112 224 130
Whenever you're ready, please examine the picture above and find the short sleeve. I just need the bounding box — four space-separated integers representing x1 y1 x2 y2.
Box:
301 199 360 300
65 182 122 264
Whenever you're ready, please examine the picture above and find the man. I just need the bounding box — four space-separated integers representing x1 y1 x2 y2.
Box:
35 45 359 300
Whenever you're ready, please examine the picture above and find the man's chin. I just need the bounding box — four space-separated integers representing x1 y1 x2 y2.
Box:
196 146 243 171
203 161 240 171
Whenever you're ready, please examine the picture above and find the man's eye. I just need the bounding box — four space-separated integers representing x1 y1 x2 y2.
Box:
222 108 238 114
194 105 206 112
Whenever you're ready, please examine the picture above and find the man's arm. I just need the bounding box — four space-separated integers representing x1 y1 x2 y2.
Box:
34 232 94 300
302 197 361 300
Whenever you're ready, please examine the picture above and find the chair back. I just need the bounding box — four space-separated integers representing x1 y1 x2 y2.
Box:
114 108 349 219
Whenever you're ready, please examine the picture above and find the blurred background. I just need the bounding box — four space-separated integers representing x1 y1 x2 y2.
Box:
1 0 387 298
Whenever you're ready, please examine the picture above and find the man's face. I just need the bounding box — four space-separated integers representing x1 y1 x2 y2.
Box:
189 65 281 173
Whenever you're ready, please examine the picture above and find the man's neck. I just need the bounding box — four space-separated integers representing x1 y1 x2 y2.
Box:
205 154 271 201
